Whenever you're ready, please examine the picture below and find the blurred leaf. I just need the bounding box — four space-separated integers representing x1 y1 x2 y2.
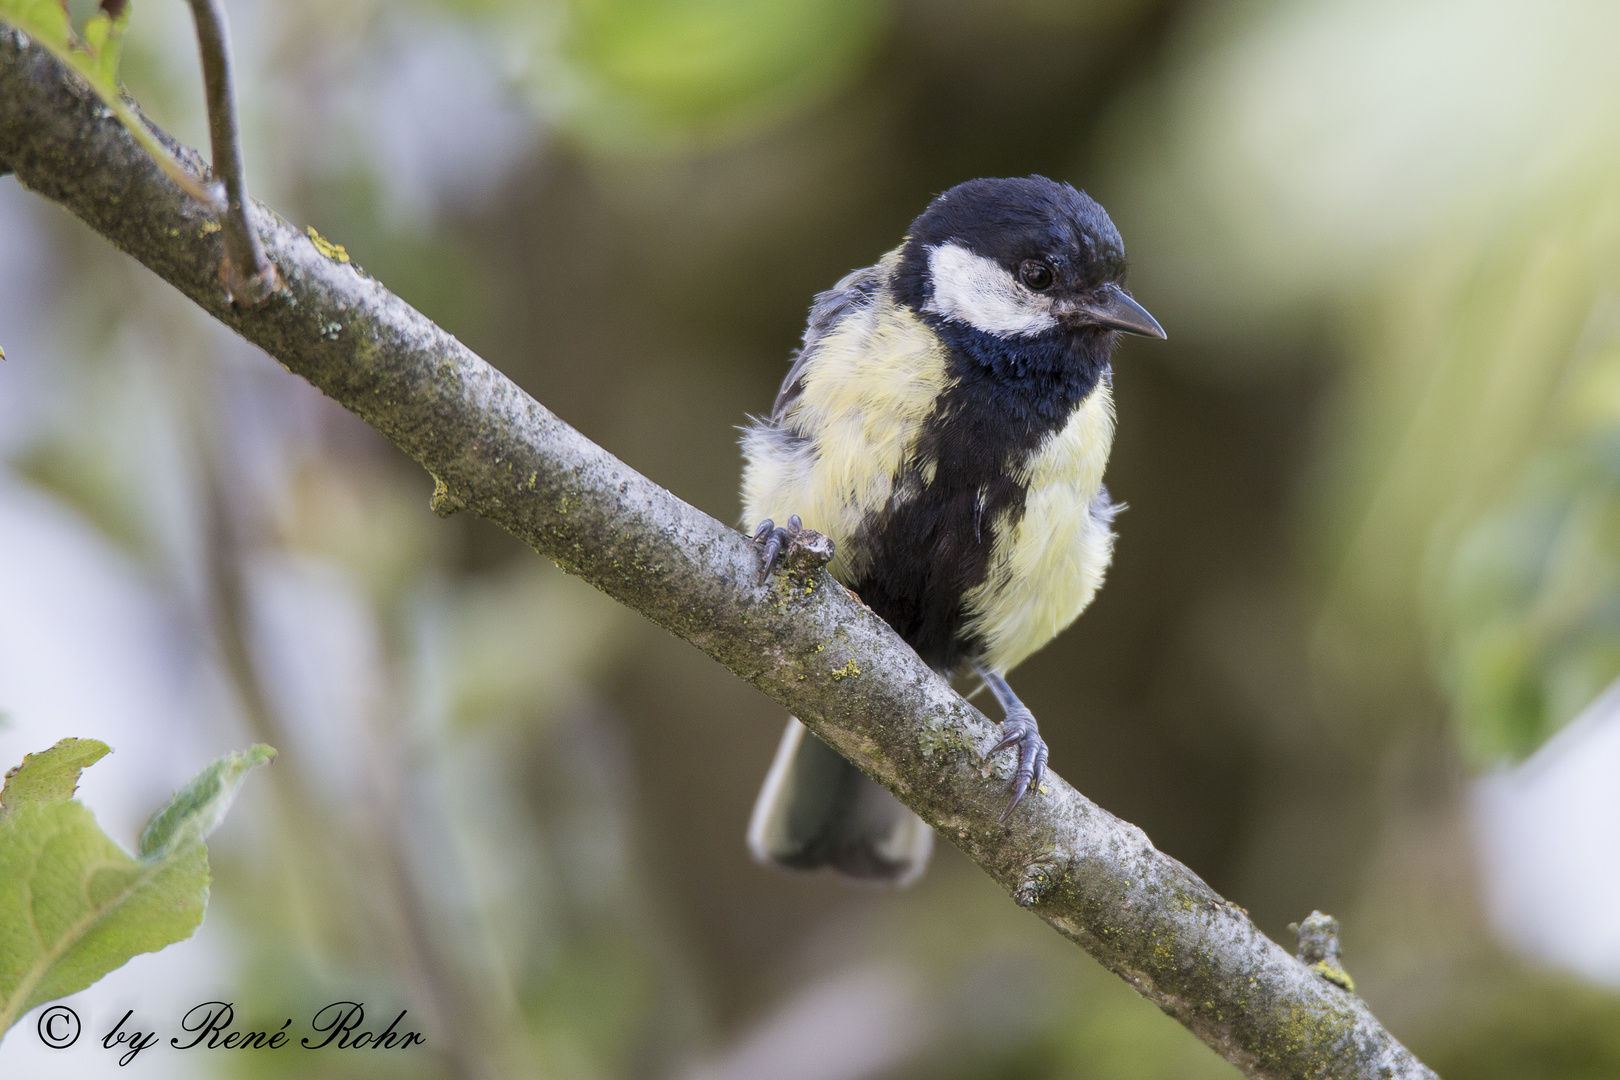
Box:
0 742 271 1037
545 0 890 150
13 435 151 559
1438 447 1620 763
1311 177 1620 762
1418 221 1620 765
0 0 217 204
5 0 69 53
138 743 276 860
81 4 126 85
1113 0 1620 765
0 737 110 816
1105 0 1620 339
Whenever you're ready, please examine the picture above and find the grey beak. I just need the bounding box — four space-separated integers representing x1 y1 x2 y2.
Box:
1064 285 1166 339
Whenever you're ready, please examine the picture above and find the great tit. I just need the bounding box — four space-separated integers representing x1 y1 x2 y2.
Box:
741 176 1164 885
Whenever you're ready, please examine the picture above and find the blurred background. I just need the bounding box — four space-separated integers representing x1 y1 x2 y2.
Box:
4 0 1620 1076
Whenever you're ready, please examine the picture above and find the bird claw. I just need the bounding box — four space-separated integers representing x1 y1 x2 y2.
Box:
992 710 1048 822
752 515 835 582
753 514 803 581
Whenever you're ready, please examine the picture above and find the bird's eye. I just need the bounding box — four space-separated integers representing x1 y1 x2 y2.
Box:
1019 260 1054 291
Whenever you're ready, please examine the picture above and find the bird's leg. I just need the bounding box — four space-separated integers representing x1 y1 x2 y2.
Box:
752 514 803 581
974 664 1049 822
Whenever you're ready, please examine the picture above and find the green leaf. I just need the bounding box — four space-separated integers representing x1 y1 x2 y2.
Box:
138 744 276 860
0 738 111 817
0 742 275 1038
0 803 208 1035
81 8 126 87
1 0 68 47
0 0 219 206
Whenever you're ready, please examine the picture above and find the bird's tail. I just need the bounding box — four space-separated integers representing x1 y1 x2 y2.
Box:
747 718 934 885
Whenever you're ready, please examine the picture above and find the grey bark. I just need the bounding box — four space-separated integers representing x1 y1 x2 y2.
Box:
0 28 1437 1080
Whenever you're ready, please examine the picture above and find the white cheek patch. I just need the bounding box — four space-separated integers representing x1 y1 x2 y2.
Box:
922 242 1058 338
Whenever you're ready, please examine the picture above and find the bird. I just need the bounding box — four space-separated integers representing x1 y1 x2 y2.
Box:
739 175 1164 885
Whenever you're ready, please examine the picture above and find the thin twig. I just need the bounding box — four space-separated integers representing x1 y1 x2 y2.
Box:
185 0 277 305
0 31 1438 1079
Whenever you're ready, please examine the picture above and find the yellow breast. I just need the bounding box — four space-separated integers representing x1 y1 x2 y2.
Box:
963 379 1117 672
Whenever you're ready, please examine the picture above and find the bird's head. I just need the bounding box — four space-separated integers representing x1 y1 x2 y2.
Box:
894 176 1165 344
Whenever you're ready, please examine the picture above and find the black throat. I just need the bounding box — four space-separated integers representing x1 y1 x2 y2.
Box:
844 318 1113 673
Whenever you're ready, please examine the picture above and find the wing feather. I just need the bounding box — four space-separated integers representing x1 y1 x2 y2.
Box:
771 262 884 421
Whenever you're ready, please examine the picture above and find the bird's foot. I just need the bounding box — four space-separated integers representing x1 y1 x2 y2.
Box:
990 708 1048 822
753 515 801 580
752 515 835 583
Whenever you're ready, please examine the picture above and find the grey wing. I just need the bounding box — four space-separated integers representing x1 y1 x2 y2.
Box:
770 262 884 422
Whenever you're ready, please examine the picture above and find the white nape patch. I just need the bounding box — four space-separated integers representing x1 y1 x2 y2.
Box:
922 242 1058 338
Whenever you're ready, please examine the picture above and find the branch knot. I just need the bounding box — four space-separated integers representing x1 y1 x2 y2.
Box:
781 527 834 581
1291 910 1356 992
1013 859 1063 908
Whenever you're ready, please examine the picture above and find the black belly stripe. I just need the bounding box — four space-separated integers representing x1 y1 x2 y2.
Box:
843 321 1112 673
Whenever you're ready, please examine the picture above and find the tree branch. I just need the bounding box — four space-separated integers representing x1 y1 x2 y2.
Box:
0 29 1436 1080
